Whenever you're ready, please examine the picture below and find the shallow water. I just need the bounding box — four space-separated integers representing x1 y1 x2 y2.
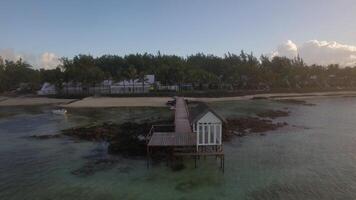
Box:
1 97 356 199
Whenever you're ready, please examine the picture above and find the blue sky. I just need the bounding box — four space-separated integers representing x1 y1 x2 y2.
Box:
1 0 356 67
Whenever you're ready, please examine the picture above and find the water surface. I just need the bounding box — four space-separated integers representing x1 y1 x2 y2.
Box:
1 97 356 199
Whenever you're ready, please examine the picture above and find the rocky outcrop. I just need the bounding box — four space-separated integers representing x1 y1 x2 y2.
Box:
225 117 288 139
61 120 173 157
256 110 290 119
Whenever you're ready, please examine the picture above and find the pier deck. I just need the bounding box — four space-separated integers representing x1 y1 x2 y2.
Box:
147 97 196 147
146 97 224 171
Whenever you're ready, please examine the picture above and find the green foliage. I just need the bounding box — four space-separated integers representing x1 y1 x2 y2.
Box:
2 51 356 94
0 57 40 93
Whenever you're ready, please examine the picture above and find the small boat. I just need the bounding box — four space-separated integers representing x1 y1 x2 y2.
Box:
52 109 67 115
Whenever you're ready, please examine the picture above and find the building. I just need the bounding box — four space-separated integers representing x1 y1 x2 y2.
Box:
37 82 56 96
156 83 179 91
39 75 156 96
146 97 225 171
111 75 155 94
189 103 226 152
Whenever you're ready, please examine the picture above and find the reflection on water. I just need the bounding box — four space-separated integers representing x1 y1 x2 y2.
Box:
1 98 356 199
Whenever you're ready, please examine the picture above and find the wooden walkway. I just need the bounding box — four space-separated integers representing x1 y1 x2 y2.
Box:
147 97 196 147
146 97 225 172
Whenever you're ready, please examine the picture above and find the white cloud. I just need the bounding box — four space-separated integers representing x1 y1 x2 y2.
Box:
273 40 298 59
0 48 61 69
40 52 61 69
272 40 356 67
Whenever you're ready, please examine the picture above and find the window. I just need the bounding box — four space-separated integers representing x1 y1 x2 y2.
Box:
210 124 215 144
198 124 203 144
204 123 209 144
216 124 221 144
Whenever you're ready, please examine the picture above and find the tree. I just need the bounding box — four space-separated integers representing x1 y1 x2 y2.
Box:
137 71 148 93
125 65 137 93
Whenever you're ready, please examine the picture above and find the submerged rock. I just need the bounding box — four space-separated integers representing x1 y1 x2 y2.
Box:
275 99 315 106
28 134 63 139
256 110 290 119
61 120 173 157
71 158 118 177
61 122 120 141
225 117 287 138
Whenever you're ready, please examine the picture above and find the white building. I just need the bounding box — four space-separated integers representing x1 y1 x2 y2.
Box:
54 75 156 95
111 74 155 94
156 83 179 91
37 82 56 96
189 103 226 152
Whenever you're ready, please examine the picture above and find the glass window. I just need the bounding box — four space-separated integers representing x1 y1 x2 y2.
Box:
210 124 215 144
204 124 209 144
216 124 221 144
198 124 203 144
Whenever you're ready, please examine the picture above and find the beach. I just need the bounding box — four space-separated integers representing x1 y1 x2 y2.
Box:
0 97 75 106
1 91 356 107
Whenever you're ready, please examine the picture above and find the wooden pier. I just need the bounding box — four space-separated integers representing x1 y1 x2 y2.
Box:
146 97 225 172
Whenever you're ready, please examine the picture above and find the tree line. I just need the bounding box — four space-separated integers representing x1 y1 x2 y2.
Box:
1 51 356 94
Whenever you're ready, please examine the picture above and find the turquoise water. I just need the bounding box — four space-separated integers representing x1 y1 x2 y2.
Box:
1 98 356 199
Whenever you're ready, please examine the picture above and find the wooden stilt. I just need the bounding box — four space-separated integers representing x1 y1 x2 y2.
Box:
222 155 225 173
146 146 150 169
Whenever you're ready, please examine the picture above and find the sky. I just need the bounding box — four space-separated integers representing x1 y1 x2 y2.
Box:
1 0 356 68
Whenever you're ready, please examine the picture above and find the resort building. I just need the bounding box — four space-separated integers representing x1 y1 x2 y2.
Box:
146 97 225 171
37 82 56 95
38 75 156 95
111 74 155 94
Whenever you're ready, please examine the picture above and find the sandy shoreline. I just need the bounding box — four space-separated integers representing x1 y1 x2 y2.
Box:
187 91 356 102
0 97 75 106
61 97 172 108
1 91 356 107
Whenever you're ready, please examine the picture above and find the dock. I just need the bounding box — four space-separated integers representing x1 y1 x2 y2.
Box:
146 97 225 171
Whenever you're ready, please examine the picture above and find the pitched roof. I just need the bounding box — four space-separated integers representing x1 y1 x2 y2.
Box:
188 102 226 124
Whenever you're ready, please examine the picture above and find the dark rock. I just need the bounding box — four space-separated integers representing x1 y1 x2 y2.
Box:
276 99 315 106
251 96 268 100
256 110 290 119
61 120 173 157
71 158 118 177
225 117 287 139
29 134 63 139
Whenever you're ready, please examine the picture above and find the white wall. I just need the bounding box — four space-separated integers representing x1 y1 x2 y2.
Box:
195 111 222 148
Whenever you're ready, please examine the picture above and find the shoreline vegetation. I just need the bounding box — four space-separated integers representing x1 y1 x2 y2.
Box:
1 90 356 107
2 53 356 97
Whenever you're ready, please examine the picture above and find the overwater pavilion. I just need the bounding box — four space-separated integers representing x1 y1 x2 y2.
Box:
146 97 225 171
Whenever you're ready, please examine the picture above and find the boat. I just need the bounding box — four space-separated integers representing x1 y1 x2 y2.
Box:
52 109 67 115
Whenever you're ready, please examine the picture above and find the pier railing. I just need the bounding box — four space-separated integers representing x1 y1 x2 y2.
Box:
146 124 175 143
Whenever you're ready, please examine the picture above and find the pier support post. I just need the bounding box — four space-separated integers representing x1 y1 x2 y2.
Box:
146 146 150 169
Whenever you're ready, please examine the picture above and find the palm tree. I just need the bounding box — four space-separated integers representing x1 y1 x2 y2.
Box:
126 65 137 93
138 71 148 93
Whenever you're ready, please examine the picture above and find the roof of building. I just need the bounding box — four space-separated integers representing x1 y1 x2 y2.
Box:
189 102 226 124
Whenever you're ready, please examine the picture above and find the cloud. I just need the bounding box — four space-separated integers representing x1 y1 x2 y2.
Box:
273 40 298 58
0 48 61 69
272 40 356 67
40 52 61 69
